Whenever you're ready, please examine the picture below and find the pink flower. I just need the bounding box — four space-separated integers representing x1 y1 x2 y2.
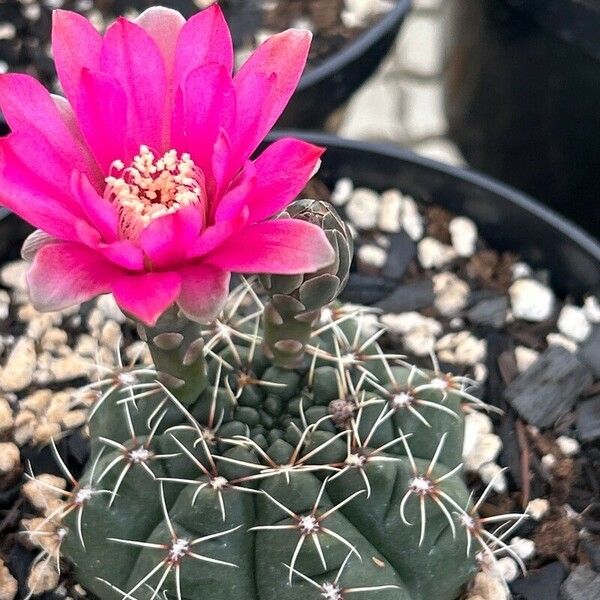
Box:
0 6 334 326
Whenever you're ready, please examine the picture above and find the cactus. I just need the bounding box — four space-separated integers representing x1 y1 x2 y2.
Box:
39 201 522 600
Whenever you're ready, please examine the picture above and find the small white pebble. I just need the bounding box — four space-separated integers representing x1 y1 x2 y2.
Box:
509 537 536 561
22 474 66 511
0 23 16 40
546 332 578 353
433 272 470 316
418 237 457 269
556 435 580 457
381 312 442 357
464 432 502 472
401 197 424 241
0 558 17 600
474 362 488 383
526 498 550 521
449 317 465 329
345 188 379 230
357 244 387 270
583 295 600 323
541 453 557 473
557 305 591 342
96 294 126 324
26 562 58 596
478 463 507 493
511 262 533 280
331 178 353 206
86 308 105 333
496 557 519 583
100 320 122 350
469 571 509 600
377 189 403 233
0 442 20 474
254 28 275 45
514 346 539 373
0 397 14 433
0 290 9 321
23 3 41 19
0 261 28 293
342 0 395 27
449 216 478 257
290 16 314 32
509 279 555 322
435 331 486 365
0 337 37 392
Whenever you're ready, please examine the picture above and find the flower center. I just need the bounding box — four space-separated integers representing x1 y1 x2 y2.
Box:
105 145 204 240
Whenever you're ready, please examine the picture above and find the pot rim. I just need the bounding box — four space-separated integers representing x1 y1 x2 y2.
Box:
268 130 600 262
297 0 412 90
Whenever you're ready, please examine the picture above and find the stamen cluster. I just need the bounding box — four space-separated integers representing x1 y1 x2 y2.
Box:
105 146 203 239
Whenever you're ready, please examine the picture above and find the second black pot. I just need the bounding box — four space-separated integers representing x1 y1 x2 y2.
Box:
444 0 600 237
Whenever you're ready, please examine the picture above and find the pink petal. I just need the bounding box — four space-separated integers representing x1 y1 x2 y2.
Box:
231 29 311 166
71 171 118 243
135 7 185 143
135 7 184 75
174 5 233 85
139 206 203 270
76 69 128 172
171 64 235 179
205 219 335 274
112 271 182 326
210 128 234 199
27 242 120 312
52 95 103 188
243 138 324 222
52 9 102 107
214 161 256 223
0 140 82 241
186 206 249 258
177 264 230 323
100 18 168 154
96 240 145 271
0 73 101 189
21 230 57 262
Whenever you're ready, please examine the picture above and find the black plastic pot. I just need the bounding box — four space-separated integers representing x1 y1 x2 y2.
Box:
2 132 599 299
444 0 600 237
278 0 411 129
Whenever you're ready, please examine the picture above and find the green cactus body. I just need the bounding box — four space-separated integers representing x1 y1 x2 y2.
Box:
60 306 478 600
51 201 486 600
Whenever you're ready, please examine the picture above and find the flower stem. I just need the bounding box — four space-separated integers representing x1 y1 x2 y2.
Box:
140 308 208 406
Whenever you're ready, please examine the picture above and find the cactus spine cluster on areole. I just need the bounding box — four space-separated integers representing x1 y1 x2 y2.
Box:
32 200 524 600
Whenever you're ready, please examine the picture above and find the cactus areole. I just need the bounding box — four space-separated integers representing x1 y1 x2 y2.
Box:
0 5 510 600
